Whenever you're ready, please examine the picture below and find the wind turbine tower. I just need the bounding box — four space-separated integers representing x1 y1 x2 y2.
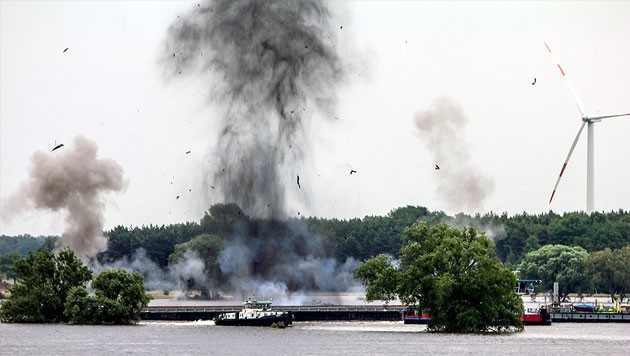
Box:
546 42 630 213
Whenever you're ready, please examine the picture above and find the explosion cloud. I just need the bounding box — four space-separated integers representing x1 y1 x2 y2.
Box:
161 0 358 299
163 0 343 219
414 96 494 212
0 136 125 259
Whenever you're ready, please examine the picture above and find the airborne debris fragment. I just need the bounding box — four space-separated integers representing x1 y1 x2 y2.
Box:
350 169 357 175
297 175 301 189
532 78 536 85
435 164 440 170
185 150 191 154
63 48 69 53
52 143 64 152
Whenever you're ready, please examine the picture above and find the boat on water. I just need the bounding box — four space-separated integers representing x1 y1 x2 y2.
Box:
522 305 552 325
402 309 431 324
403 278 552 326
403 307 551 326
214 299 293 327
571 303 598 312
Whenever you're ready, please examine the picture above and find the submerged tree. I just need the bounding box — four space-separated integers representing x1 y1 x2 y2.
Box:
355 221 523 333
64 269 150 324
0 247 91 323
0 247 149 325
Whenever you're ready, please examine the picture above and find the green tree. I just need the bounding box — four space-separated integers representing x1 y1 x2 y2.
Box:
518 244 590 301
200 203 250 237
355 221 523 333
0 252 22 282
589 247 630 301
168 234 224 299
65 269 150 325
354 254 400 305
0 247 92 323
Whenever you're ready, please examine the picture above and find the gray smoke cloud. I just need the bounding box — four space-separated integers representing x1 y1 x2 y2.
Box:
162 0 344 219
0 135 125 259
92 248 174 290
159 0 358 301
215 219 361 300
414 96 494 212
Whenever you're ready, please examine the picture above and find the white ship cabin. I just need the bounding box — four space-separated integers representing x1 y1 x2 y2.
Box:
515 279 540 295
243 300 273 310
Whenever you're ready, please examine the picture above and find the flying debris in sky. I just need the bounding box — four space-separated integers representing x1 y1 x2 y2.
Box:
163 0 345 219
161 0 358 299
435 164 440 170
185 150 191 154
297 175 301 189
532 78 536 85
176 195 180 200
350 169 357 175
51 143 64 152
63 47 69 53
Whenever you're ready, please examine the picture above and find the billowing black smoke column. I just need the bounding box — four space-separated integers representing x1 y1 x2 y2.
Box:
163 0 343 219
162 0 357 299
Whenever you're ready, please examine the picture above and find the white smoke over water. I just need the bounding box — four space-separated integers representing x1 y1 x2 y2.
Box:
1 135 125 260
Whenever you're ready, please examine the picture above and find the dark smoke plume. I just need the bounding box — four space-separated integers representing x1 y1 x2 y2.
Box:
162 0 344 219
161 1 357 300
215 217 360 299
414 96 494 212
1 136 125 259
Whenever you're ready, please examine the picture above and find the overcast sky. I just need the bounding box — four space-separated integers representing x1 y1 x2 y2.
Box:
1 1 629 237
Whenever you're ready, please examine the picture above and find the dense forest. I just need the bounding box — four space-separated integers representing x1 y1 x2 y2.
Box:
2 205 629 297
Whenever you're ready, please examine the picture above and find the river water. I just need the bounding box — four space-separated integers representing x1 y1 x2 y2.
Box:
1 321 629 355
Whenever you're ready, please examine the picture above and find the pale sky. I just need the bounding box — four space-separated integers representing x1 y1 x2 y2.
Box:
1 1 629 237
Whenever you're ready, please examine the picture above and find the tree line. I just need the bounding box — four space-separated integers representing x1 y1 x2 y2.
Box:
1 204 629 298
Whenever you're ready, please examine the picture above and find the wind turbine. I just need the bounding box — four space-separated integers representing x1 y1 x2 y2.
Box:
545 42 630 213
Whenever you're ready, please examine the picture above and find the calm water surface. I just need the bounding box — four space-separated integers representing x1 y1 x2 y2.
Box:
1 321 629 355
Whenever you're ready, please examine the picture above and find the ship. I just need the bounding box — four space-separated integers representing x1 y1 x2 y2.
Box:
403 279 552 326
522 305 552 325
403 306 551 326
214 299 293 327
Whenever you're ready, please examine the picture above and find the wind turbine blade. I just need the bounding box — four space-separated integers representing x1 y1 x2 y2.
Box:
544 42 587 117
549 121 587 204
588 113 630 121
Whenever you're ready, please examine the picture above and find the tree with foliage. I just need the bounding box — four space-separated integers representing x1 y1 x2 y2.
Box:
589 246 630 301
353 254 400 305
518 244 590 301
0 247 92 323
200 203 250 237
1 247 149 324
355 221 523 333
0 252 22 283
64 269 150 324
168 233 224 299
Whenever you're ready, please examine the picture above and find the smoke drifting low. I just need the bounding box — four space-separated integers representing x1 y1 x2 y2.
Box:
415 96 494 212
163 0 344 219
1 136 125 259
215 218 360 300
